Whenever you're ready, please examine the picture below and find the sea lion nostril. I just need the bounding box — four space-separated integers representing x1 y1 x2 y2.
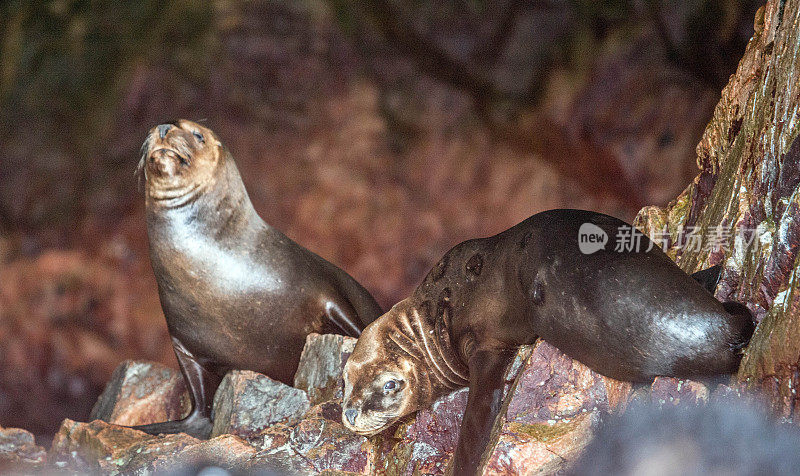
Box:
157 124 173 139
345 409 358 426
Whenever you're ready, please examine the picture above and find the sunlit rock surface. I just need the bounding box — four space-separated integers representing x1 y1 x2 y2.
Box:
633 0 800 420
0 427 46 473
90 360 189 426
211 370 310 439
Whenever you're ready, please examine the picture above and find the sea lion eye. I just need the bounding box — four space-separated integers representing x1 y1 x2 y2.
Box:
383 380 397 392
192 131 205 143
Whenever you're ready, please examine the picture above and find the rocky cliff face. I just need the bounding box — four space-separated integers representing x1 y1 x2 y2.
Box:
2 0 799 473
634 0 800 420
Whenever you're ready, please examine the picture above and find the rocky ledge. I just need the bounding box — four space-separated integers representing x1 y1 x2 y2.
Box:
0 333 756 475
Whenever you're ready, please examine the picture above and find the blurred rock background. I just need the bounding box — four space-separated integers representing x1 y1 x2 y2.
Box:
0 0 760 443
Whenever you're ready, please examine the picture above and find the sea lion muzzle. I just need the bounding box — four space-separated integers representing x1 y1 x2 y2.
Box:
148 148 188 177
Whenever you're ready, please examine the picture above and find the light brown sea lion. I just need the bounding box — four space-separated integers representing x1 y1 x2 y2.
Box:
136 119 382 437
341 209 753 475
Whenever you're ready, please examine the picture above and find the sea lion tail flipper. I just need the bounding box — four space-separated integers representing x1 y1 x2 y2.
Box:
690 265 723 294
324 300 366 337
451 349 516 476
722 301 756 352
133 338 221 438
133 413 213 439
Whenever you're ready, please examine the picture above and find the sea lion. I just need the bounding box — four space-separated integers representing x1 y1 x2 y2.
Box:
136 119 382 438
341 209 753 475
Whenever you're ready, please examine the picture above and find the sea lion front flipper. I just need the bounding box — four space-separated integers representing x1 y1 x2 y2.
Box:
133 338 222 439
690 264 722 294
451 348 516 476
324 300 364 337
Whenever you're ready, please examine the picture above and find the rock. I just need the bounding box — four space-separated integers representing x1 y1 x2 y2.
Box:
249 423 318 474
372 388 469 475
0 427 46 472
49 418 265 473
294 333 357 405
211 370 310 439
650 377 710 408
371 345 532 475
251 401 372 474
0 250 170 440
132 434 257 473
478 340 633 475
49 419 158 473
90 360 189 426
631 0 800 418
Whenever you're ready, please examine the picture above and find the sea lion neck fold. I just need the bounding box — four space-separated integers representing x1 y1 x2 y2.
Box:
147 155 261 240
393 299 469 391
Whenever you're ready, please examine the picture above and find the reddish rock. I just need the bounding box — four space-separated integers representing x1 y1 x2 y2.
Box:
90 360 189 426
294 333 357 405
0 427 46 472
133 434 257 473
49 419 158 472
49 418 262 473
631 0 800 419
250 423 318 474
650 377 710 407
211 370 310 439
372 388 469 475
371 345 532 475
251 401 371 474
479 340 633 475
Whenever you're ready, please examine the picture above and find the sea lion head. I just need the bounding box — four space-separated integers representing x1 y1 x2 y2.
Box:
138 119 225 203
342 299 456 436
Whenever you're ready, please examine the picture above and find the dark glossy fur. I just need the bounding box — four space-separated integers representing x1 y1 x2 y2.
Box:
416 210 753 383
373 209 753 474
138 121 382 437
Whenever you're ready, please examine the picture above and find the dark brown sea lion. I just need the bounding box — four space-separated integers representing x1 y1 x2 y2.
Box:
341 209 753 475
136 119 382 438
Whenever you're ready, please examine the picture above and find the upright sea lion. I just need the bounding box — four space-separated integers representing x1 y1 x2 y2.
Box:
136 119 382 437
341 209 753 475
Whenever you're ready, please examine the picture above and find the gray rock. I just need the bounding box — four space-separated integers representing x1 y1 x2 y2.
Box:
0 426 46 472
250 401 371 474
211 370 310 439
90 360 189 426
294 333 357 405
